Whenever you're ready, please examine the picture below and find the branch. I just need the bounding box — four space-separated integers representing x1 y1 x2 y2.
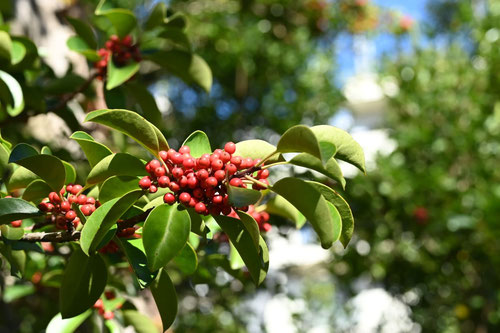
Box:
46 72 98 113
19 208 153 243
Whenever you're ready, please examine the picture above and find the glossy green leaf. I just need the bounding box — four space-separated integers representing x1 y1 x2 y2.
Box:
99 176 140 203
229 242 245 270
214 215 269 285
10 41 26 65
289 154 346 189
0 140 10 175
0 70 24 117
144 2 167 30
187 208 206 236
125 82 162 127
63 161 76 185
95 3 137 38
276 125 324 163
142 203 191 271
66 16 97 49
106 60 140 90
84 109 167 155
306 181 354 248
86 153 146 185
80 190 142 255
0 224 24 240
150 269 177 331
159 28 191 50
0 30 11 61
70 131 113 168
60 248 107 319
7 166 38 191
311 125 366 173
265 194 306 228
22 179 52 203
227 185 262 207
40 146 52 155
122 310 157 333
147 50 212 92
9 144 65 192
236 211 261 251
234 140 284 164
117 237 158 288
182 130 211 158
2 284 35 302
271 177 337 249
46 310 92 333
174 242 198 275
66 36 99 61
0 243 25 277
0 197 43 225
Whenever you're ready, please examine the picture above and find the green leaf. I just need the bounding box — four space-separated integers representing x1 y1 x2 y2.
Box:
95 3 137 38
182 130 211 158
80 190 142 255
289 154 346 189
10 40 26 65
125 82 162 127
84 109 167 155
311 125 366 173
66 16 97 49
229 242 245 270
2 284 35 302
265 194 306 228
213 215 269 285
0 30 11 61
22 179 52 203
186 208 206 236
70 131 113 168
0 243 25 277
66 36 99 61
174 242 198 275
0 197 43 225
144 3 167 30
234 140 284 164
60 248 107 319
147 50 212 92
150 269 177 331
0 224 24 240
99 176 140 203
46 311 92 333
143 203 191 271
276 125 324 163
159 28 191 50
9 144 66 192
7 167 38 191
227 185 262 207
236 211 261 251
122 310 158 333
63 161 76 185
117 237 158 288
0 140 10 176
106 60 140 90
86 153 146 185
306 181 354 248
0 70 24 117
271 177 338 249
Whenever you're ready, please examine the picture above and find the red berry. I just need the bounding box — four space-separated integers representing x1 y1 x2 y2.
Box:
224 142 236 154
225 163 237 175
60 201 71 212
222 206 232 215
49 192 61 204
87 197 96 205
164 193 176 204
220 152 231 163
65 210 76 221
179 145 191 154
66 184 74 193
244 158 254 168
183 158 195 169
230 156 242 166
169 182 180 192
103 311 114 320
179 176 188 188
187 177 198 189
154 167 166 177
81 204 93 216
211 159 224 171
198 157 210 168
94 299 103 309
71 184 83 195
193 188 204 198
262 223 272 232
210 153 221 162
11 220 22 228
139 176 152 189
214 170 226 181
68 195 77 204
213 195 223 204
149 160 161 169
77 194 88 205
158 176 171 188
205 177 218 187
172 153 184 165
188 197 197 207
229 178 243 187
195 202 206 214
214 149 223 155
149 185 158 193
197 169 209 180
172 167 184 179
179 192 191 204
258 169 270 178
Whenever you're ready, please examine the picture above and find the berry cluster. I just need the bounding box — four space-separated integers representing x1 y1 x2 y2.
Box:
93 291 120 320
139 142 270 216
94 35 141 80
38 184 98 230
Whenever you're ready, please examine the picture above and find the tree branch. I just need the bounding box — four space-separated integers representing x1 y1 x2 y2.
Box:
46 72 98 112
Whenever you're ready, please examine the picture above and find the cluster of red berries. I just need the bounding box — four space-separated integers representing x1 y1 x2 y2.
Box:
93 291 120 320
38 184 98 230
94 35 141 80
139 142 270 216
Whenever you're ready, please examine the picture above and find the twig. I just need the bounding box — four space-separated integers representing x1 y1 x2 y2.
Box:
47 72 98 113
